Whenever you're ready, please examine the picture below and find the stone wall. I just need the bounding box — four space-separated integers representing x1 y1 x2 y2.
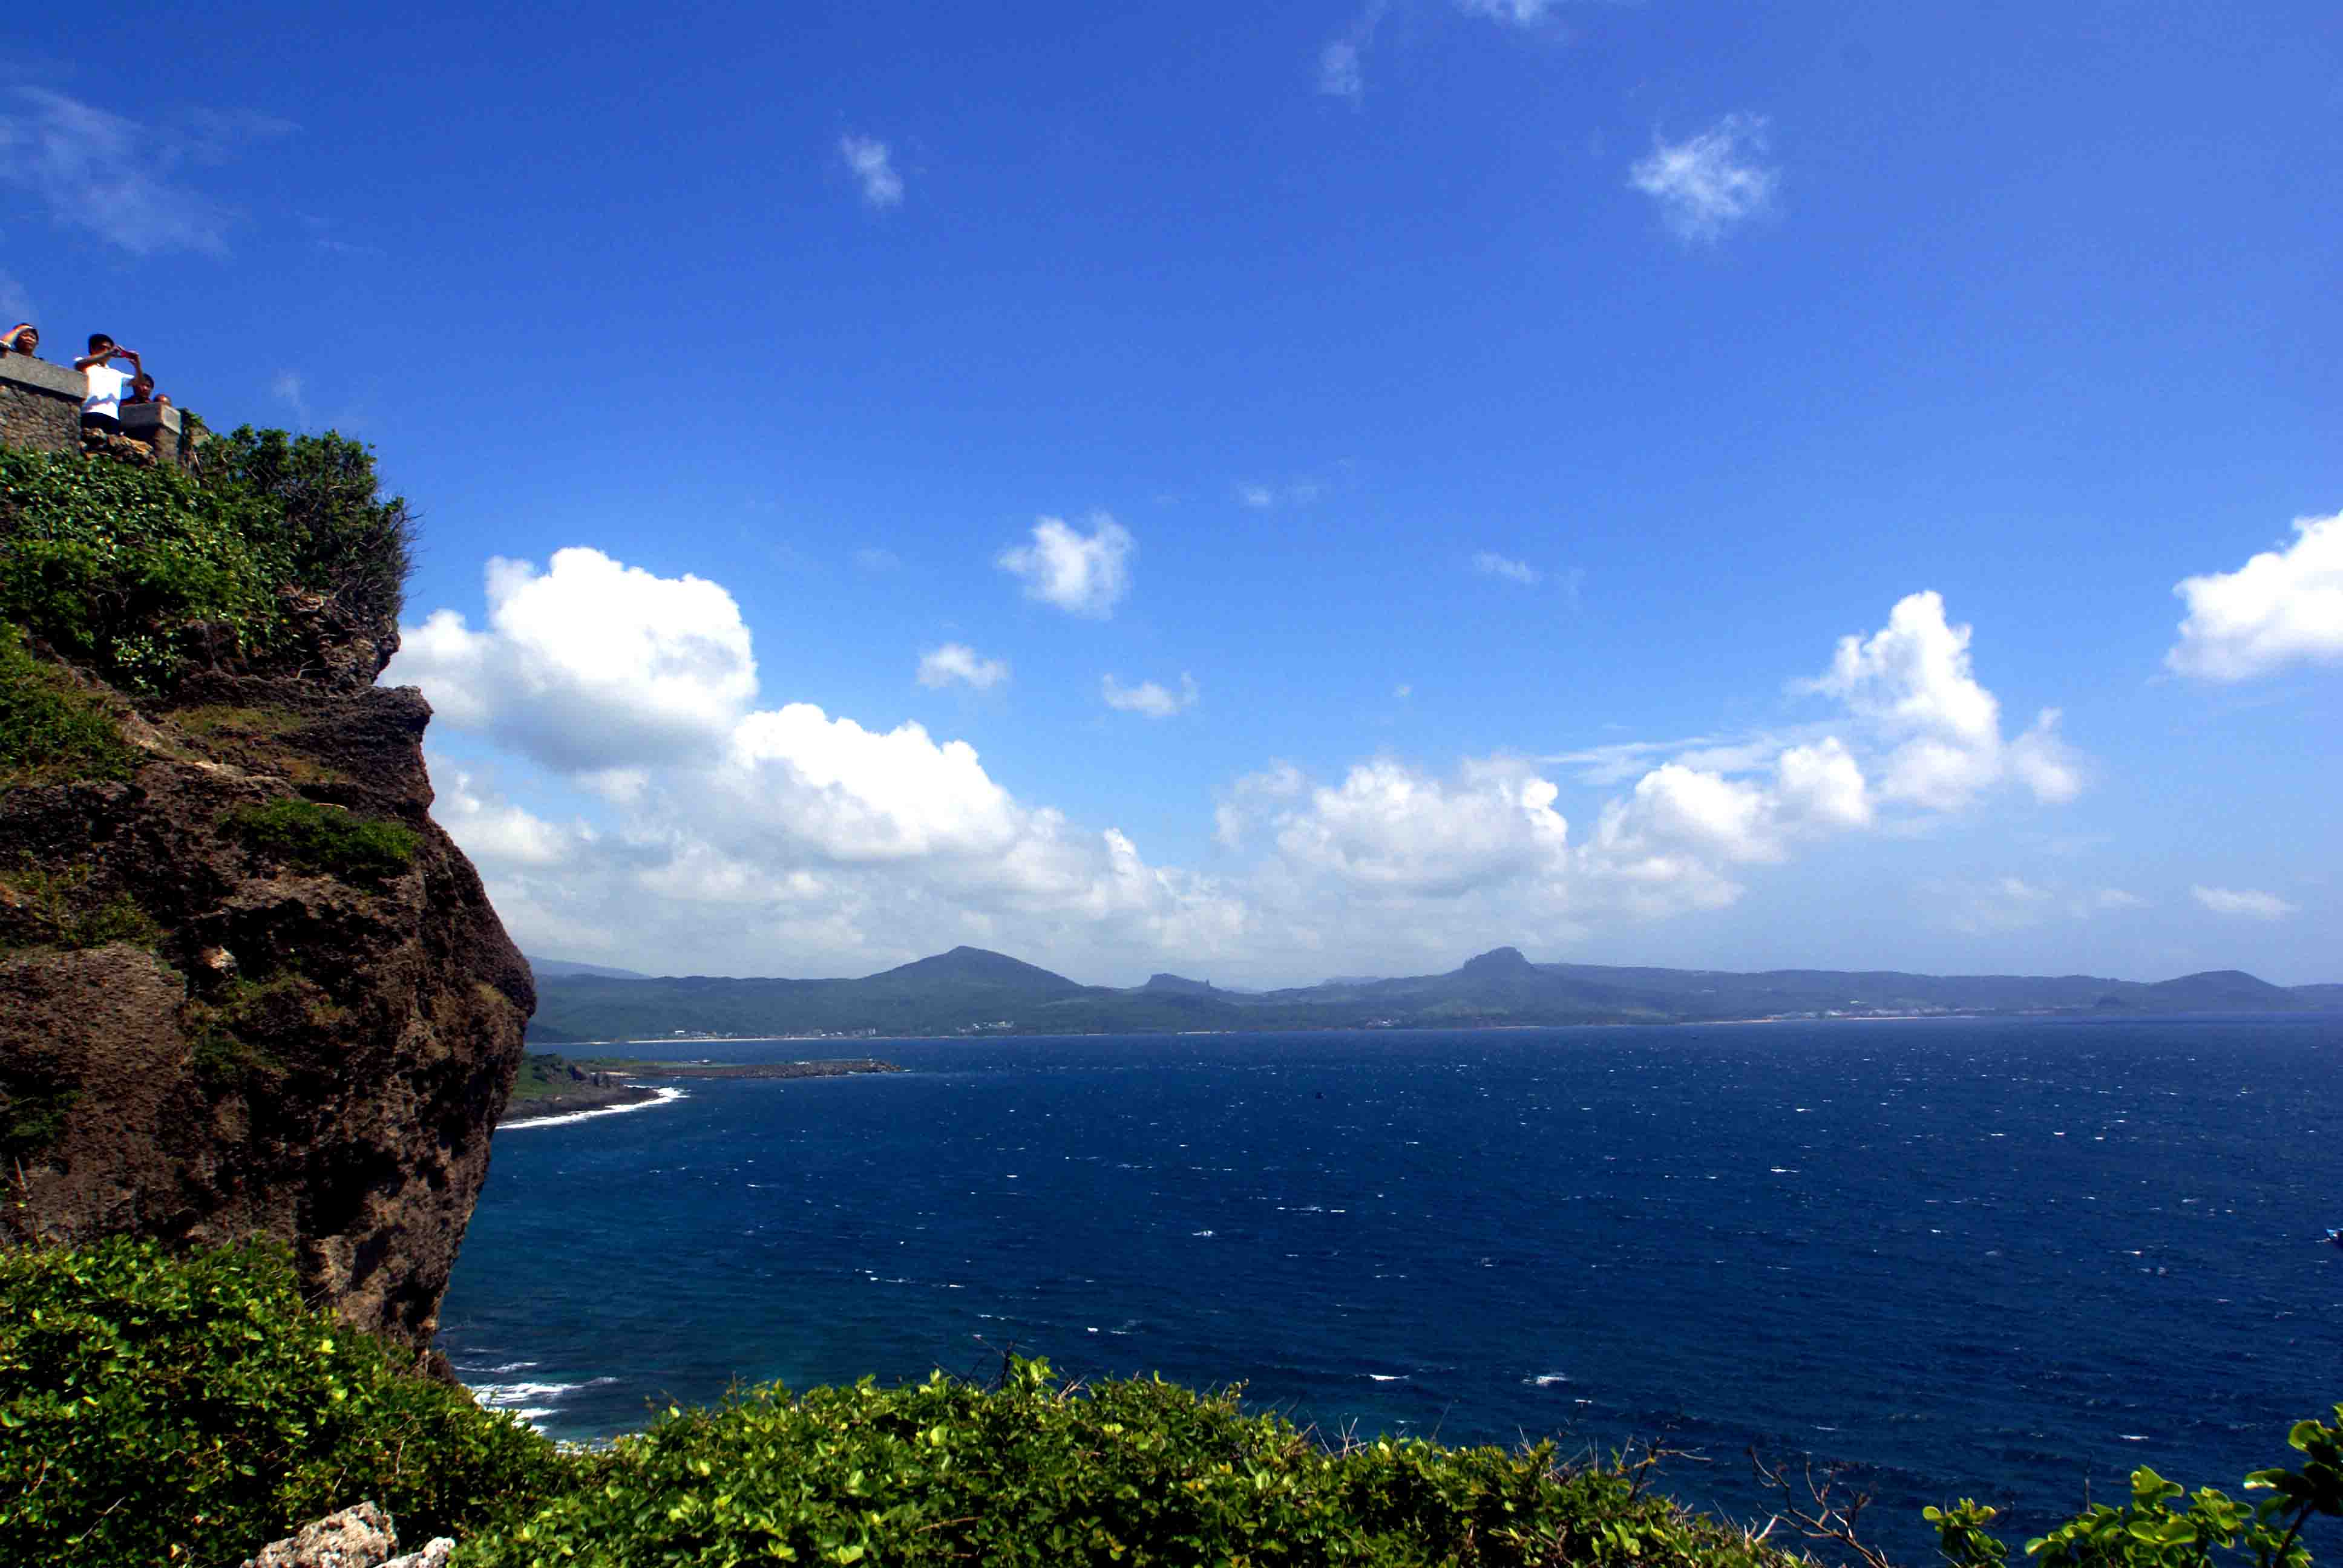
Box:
0 353 205 469
0 353 83 454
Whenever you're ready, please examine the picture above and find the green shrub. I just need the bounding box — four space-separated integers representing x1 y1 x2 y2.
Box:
1930 1411 2343 1568
229 797 420 885
0 448 284 691
0 621 135 785
0 1239 577 1566
465 1356 1783 1568
0 428 411 692
205 425 415 633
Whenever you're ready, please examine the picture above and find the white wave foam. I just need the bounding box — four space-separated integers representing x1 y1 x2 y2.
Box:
1368 1374 1407 1382
468 1379 584 1414
1525 1374 1570 1388
502 1085 689 1131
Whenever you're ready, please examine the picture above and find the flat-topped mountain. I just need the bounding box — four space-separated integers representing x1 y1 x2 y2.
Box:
525 944 2340 1044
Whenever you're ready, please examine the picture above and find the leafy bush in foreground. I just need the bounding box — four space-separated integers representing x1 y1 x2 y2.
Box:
1927 1409 2343 1568
464 1356 1783 1568
2 1238 2335 1568
0 1238 575 1566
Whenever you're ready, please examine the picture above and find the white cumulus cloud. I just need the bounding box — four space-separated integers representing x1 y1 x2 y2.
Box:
839 134 903 209
398 548 1248 979
401 554 2089 984
1629 113 1778 244
997 514 1135 618
2166 510 2343 681
918 644 1010 690
1797 590 2080 811
385 547 759 772
2191 886 2297 921
1276 758 1572 899
1102 672 1199 718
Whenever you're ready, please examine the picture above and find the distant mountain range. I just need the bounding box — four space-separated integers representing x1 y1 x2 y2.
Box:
521 946 2341 1044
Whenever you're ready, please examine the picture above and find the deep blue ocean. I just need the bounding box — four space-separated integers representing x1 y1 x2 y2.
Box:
437 1017 2343 1553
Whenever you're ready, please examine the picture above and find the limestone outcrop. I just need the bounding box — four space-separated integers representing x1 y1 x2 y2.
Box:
240 1502 454 1568
0 641 532 1350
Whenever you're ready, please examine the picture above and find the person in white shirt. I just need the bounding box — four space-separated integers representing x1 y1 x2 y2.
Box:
74 333 143 436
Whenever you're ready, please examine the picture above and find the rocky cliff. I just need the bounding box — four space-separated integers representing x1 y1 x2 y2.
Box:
0 434 531 1353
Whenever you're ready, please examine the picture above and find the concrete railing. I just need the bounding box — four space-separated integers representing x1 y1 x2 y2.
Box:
0 353 204 468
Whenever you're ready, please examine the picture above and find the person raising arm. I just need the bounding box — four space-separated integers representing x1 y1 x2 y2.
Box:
2 324 36 356
73 333 141 435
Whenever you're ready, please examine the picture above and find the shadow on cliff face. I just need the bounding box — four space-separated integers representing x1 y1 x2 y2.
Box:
0 433 534 1353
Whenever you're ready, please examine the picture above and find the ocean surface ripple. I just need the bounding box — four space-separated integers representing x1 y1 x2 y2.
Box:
437 1017 2343 1552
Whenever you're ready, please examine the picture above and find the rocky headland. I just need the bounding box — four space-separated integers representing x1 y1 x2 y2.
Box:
499 1052 905 1124
0 432 532 1353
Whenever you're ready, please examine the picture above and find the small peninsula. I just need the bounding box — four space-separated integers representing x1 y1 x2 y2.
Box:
498 1051 905 1125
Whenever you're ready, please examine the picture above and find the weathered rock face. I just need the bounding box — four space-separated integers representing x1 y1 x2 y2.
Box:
0 655 532 1351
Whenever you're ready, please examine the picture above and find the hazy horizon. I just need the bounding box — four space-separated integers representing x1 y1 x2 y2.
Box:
524 941 2339 994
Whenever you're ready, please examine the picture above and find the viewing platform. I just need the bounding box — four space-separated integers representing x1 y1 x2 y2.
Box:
0 353 204 469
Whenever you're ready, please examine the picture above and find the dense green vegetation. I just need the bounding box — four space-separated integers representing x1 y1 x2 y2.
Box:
0 426 411 692
463 1361 1789 1568
230 797 420 884
506 1050 610 1106
0 1240 574 1566
1 1242 2337 1568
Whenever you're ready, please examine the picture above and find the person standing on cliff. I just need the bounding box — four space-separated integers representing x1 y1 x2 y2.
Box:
2 323 37 356
74 333 141 436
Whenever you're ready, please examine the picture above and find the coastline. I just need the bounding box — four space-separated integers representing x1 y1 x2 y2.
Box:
496 1057 907 1128
497 1085 686 1129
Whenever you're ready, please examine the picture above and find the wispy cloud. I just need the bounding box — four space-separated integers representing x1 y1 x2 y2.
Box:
1927 874 2056 935
839 134 904 210
1629 112 1778 244
1322 0 1571 101
1455 0 1561 24
2191 885 2297 921
270 369 309 425
1103 672 1200 719
918 643 1010 691
854 547 902 573
1319 39 1368 102
1317 0 1389 102
1238 479 1325 510
0 87 291 255
1471 551 1541 586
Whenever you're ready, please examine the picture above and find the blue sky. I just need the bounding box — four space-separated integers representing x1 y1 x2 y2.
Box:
4 3 2338 984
